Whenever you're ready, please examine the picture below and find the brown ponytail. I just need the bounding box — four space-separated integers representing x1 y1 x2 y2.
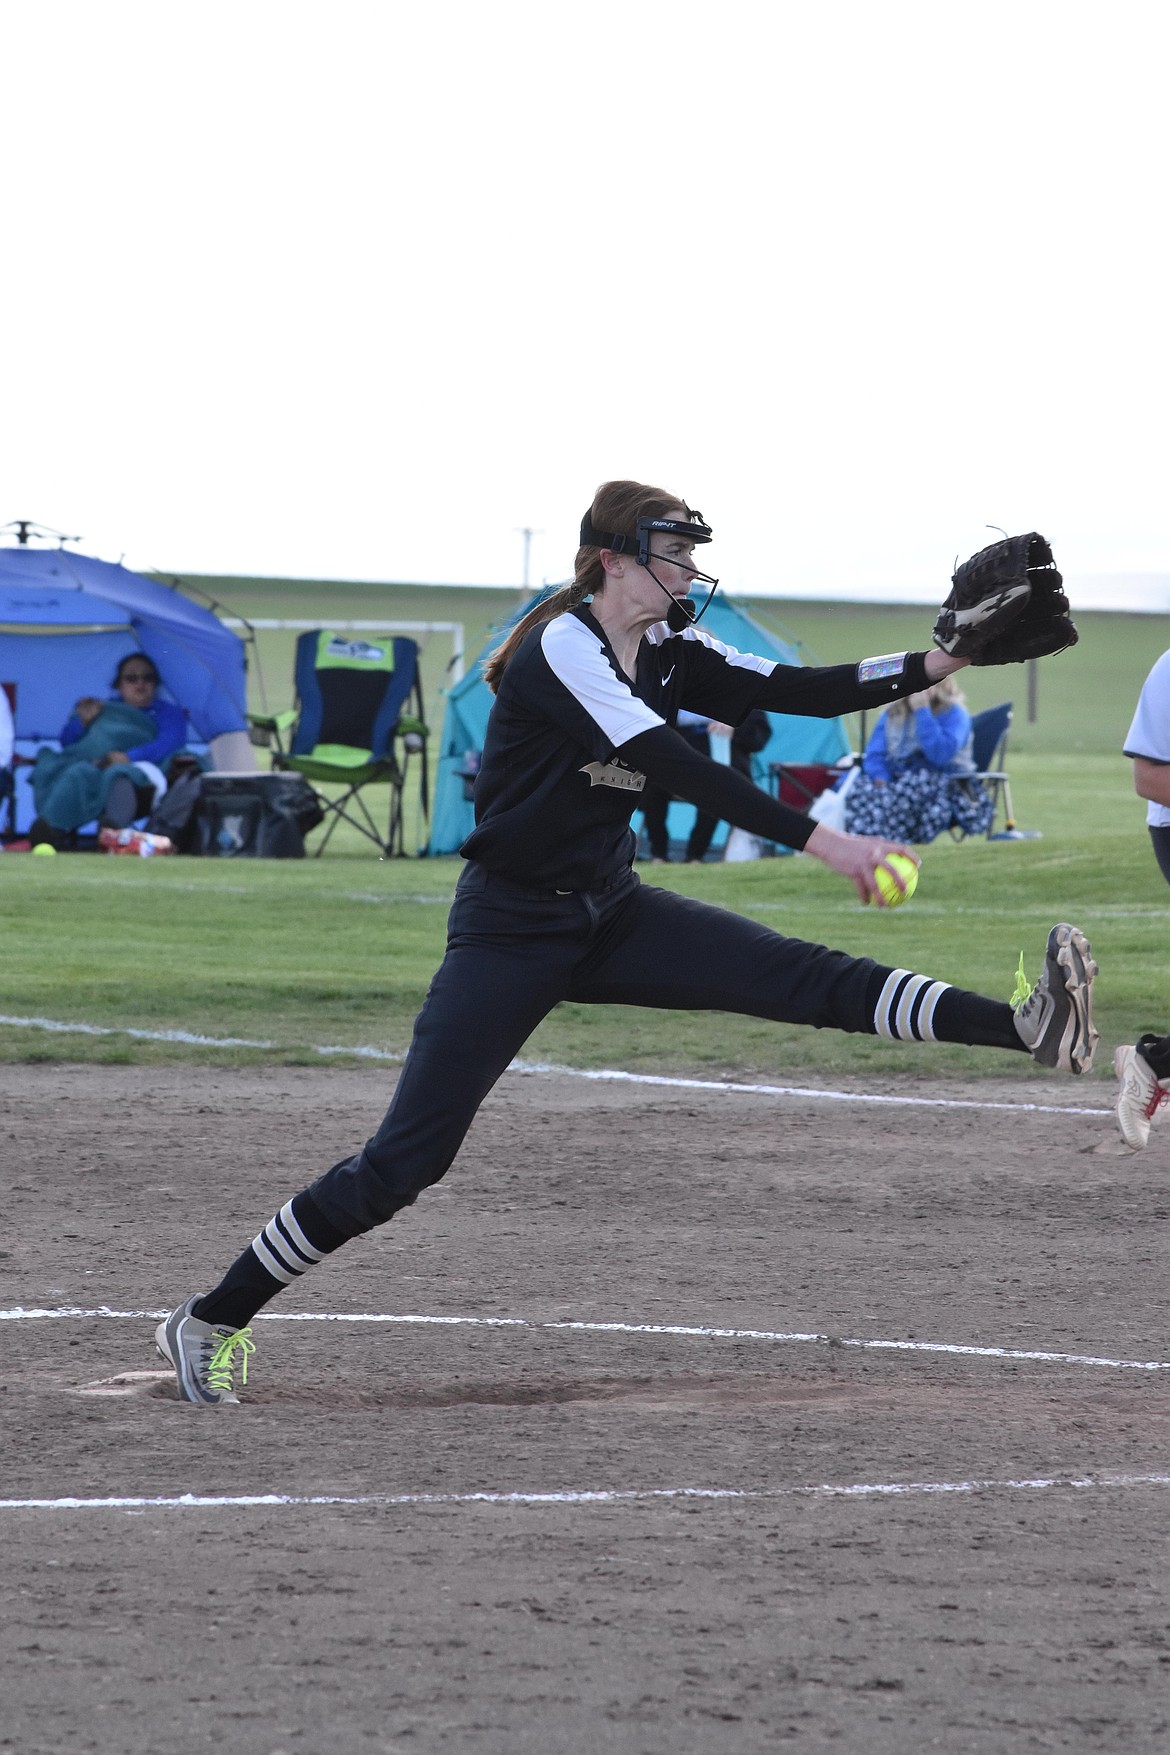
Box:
483 479 688 693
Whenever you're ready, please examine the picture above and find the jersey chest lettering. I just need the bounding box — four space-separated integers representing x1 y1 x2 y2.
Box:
579 759 647 793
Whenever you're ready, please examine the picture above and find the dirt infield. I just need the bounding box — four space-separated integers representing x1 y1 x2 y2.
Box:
4 1059 1170 1753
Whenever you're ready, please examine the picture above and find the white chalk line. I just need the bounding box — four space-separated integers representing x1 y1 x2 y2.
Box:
5 1304 1167 1375
5 1473 1170 1514
0 1011 1112 1116
508 1061 1110 1117
0 1013 278 1049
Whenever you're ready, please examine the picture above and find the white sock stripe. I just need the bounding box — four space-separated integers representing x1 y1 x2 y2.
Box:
277 1201 327 1265
904 981 926 1039
915 981 949 1043
894 974 931 1043
874 969 913 1040
262 1221 310 1274
250 1231 301 1285
262 1217 317 1276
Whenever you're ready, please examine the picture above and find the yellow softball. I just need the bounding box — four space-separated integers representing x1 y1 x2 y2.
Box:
874 852 918 907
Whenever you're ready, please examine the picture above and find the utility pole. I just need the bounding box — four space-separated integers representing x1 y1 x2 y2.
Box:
516 526 543 599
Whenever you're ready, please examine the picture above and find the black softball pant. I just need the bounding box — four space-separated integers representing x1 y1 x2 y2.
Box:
308 861 892 1237
1151 826 1170 889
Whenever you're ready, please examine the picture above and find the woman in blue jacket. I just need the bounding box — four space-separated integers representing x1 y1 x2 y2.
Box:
31 653 187 843
844 674 992 842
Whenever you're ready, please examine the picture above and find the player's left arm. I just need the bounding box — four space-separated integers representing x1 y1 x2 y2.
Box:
748 648 966 718
672 626 969 724
1132 756 1170 809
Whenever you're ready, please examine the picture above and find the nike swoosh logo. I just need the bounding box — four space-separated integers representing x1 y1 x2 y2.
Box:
661 665 676 683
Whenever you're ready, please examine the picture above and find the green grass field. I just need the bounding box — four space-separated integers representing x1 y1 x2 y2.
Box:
3 578 1166 1080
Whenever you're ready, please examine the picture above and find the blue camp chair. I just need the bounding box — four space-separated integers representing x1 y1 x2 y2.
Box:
249 631 428 856
951 701 1027 840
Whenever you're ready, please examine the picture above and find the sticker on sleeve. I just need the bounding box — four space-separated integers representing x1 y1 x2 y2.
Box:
857 652 908 684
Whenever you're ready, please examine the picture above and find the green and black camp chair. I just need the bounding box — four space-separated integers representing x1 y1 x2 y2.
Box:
249 631 428 856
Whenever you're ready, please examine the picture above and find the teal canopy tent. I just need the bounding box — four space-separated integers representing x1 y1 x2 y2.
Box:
426 592 850 857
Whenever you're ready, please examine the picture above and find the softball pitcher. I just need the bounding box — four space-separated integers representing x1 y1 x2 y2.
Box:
156 479 1094 1403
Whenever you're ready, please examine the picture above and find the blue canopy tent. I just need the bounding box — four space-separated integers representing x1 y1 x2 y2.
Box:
427 592 850 857
0 545 250 832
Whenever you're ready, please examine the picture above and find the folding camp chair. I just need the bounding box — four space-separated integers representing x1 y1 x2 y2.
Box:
768 761 839 811
248 631 428 856
951 701 1027 840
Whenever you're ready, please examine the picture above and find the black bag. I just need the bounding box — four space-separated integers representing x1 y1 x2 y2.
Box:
146 773 205 852
151 772 324 858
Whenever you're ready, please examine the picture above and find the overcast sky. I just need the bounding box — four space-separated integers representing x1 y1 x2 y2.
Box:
3 1 1169 610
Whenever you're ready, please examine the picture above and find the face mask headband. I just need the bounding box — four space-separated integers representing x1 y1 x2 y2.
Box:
578 508 719 631
579 509 713 563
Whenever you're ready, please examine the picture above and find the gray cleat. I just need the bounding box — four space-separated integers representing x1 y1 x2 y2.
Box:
1013 923 1098 1075
155 1296 254 1405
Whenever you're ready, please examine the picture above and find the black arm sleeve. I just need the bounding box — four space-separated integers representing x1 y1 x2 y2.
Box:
751 651 933 718
622 725 820 853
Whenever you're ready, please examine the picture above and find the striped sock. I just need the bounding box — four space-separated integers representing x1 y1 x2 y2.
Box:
192 1191 349 1330
867 969 1025 1054
871 968 950 1043
251 1199 333 1287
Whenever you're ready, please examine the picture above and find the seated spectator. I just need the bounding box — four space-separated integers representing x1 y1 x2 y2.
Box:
844 675 992 843
29 654 187 846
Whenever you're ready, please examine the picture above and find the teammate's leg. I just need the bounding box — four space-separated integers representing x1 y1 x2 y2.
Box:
1150 827 1170 889
685 808 718 862
640 784 671 861
1114 1033 1170 1150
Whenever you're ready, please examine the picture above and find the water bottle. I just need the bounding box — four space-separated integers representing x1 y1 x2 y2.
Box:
98 827 176 858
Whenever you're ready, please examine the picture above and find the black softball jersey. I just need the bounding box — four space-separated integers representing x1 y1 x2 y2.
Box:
460 606 930 890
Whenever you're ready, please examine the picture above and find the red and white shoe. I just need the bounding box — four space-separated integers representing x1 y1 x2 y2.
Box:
1113 1043 1170 1151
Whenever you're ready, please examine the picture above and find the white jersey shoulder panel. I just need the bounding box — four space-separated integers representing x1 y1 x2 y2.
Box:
540 614 664 747
645 621 777 675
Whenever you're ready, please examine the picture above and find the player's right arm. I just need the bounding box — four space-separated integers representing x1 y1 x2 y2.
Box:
621 725 912 906
1133 756 1170 809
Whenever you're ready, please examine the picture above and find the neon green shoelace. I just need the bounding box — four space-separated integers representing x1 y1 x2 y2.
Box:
1009 953 1031 1009
207 1327 255 1394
